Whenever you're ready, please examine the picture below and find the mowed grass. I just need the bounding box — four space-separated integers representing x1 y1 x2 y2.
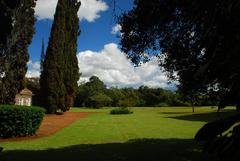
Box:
1 107 236 161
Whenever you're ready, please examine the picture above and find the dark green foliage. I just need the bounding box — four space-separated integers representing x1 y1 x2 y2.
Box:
0 0 14 47
75 76 215 108
166 93 191 107
86 76 106 95
89 93 112 108
0 105 45 138
106 87 125 106
0 146 2 156
61 0 81 109
0 0 21 47
138 86 183 107
120 1 240 159
138 86 165 106
76 76 112 108
40 0 67 113
75 77 137 108
119 88 142 107
26 78 41 106
195 114 240 141
74 83 90 107
195 113 240 161
40 0 80 113
40 38 45 72
119 0 240 109
156 102 169 107
75 76 108 108
0 0 36 104
110 107 133 115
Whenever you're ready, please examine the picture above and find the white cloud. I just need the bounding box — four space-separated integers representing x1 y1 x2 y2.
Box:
35 0 108 22
77 43 173 89
26 61 40 78
35 0 58 20
26 43 175 89
111 24 122 34
78 0 108 22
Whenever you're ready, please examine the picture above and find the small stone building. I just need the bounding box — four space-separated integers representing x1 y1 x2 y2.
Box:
15 88 33 106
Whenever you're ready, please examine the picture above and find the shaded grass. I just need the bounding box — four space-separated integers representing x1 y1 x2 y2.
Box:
166 110 236 122
159 107 236 122
1 139 206 161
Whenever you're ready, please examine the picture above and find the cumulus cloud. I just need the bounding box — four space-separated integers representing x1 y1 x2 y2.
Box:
111 24 122 34
78 43 173 89
26 43 175 89
35 0 108 22
35 0 58 20
26 61 41 78
78 0 108 22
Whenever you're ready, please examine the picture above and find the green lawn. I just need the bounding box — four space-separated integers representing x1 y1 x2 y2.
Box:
0 107 235 161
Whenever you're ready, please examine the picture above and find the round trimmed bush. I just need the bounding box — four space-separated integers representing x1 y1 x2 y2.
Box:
0 105 45 138
156 102 169 107
110 107 133 115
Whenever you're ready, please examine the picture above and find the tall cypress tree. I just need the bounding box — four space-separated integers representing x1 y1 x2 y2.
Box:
40 37 45 72
63 0 81 110
0 0 36 104
40 0 80 113
40 0 67 113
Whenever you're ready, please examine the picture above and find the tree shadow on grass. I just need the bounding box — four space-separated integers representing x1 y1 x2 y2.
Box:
1 139 207 161
160 112 194 115
166 110 237 122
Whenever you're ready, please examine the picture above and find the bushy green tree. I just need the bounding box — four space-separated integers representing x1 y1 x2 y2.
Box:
86 76 106 95
74 76 215 108
75 76 108 108
138 86 167 106
119 0 240 109
119 88 141 107
89 93 112 108
106 87 125 106
40 0 80 113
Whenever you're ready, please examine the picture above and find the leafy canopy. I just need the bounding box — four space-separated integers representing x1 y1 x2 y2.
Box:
119 0 240 108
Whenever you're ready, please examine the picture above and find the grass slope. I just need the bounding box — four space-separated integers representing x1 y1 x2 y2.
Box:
0 107 235 161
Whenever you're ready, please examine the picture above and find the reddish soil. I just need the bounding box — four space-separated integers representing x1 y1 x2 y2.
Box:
0 112 93 142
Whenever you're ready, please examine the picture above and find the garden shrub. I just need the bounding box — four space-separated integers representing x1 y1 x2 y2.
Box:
0 105 45 138
110 107 133 115
156 102 169 107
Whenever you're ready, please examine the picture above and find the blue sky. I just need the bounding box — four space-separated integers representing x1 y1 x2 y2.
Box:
29 0 133 62
27 0 175 90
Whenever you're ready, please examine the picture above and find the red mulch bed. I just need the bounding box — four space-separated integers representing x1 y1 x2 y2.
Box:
0 112 93 142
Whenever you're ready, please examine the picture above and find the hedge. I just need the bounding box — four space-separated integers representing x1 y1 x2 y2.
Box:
110 107 133 115
0 105 45 138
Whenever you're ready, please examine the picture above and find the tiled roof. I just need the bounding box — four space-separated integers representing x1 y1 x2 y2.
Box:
19 88 33 96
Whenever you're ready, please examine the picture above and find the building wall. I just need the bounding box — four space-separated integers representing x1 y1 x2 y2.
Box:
15 94 32 106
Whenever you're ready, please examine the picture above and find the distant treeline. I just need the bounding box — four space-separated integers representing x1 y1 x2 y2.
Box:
26 76 217 108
